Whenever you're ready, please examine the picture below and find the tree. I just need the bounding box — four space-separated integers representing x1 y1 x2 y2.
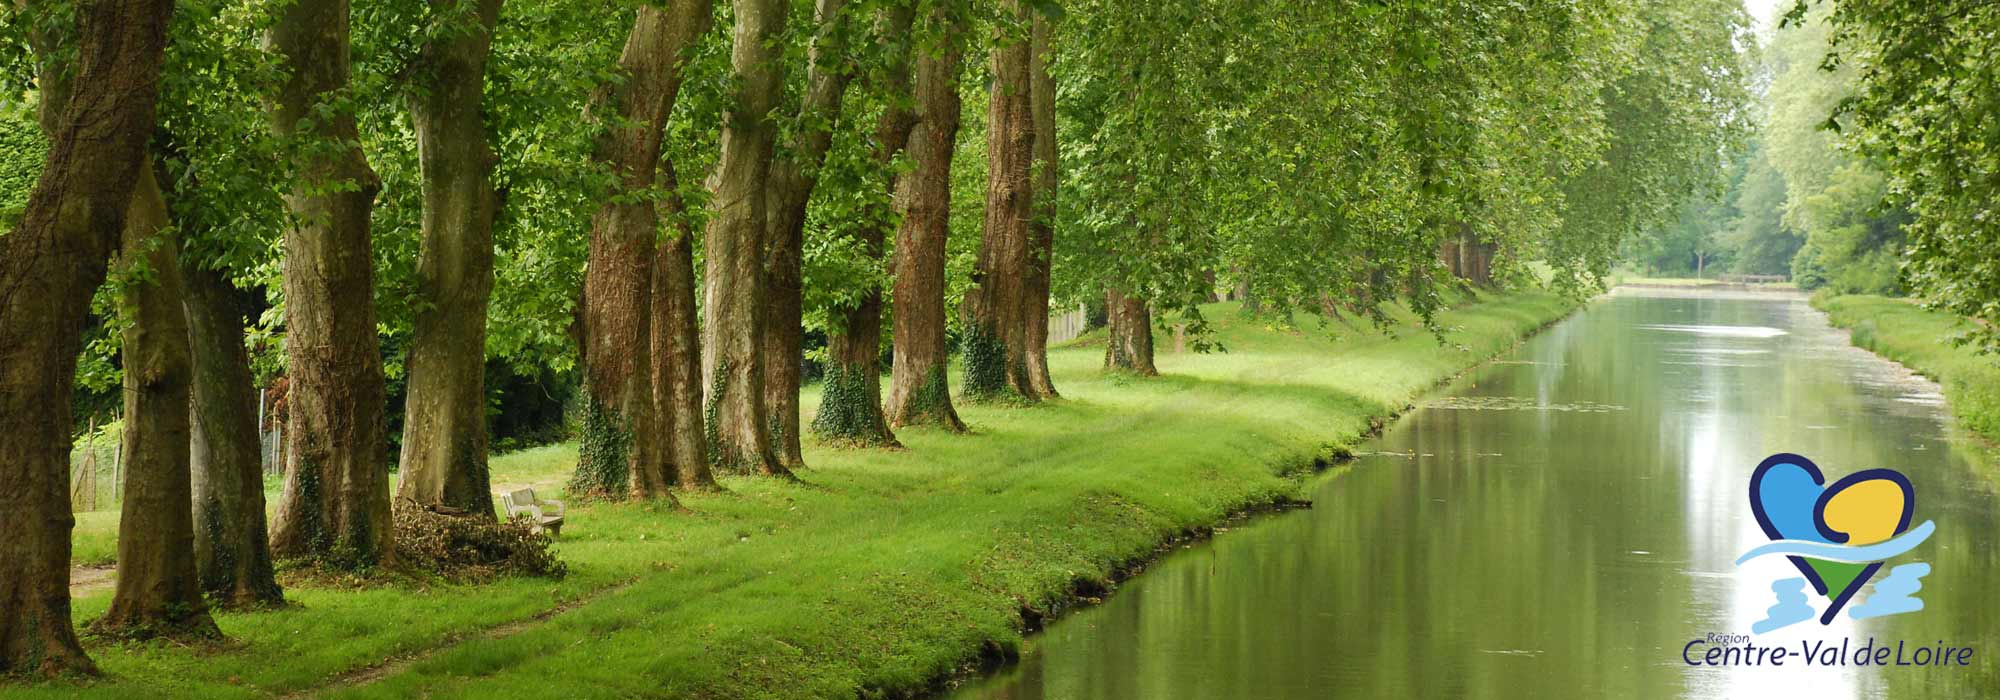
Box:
813 2 917 447
94 161 219 640
1809 0 2000 346
1102 288 1156 375
883 0 969 431
1624 195 1734 276
1021 11 1058 398
184 260 283 608
1552 0 1750 291
1725 142 1802 276
1053 0 1241 375
653 159 716 489
159 0 288 610
266 0 395 568
397 0 506 517
647 2 719 493
1763 6 1901 294
702 0 793 475
574 0 714 499
0 0 173 675
963 0 1038 400
762 0 860 470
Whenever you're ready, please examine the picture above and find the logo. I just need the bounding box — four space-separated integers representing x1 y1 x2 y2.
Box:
1737 453 1935 633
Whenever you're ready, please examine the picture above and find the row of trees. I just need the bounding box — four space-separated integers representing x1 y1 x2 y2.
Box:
1619 0 1986 300
1806 0 2000 346
0 0 1749 677
1620 3 1900 290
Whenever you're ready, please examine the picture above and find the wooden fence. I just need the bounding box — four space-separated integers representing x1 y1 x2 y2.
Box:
1718 274 1789 284
1048 304 1089 344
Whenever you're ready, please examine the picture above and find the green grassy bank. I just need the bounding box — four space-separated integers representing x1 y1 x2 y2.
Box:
1816 294 2000 443
31 292 1576 700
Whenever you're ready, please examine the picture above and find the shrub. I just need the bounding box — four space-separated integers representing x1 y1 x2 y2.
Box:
393 499 567 583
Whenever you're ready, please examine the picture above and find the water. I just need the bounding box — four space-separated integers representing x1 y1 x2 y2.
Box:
947 289 2000 699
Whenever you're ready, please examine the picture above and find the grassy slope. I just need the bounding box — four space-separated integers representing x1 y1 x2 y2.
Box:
33 292 1575 700
1816 294 2000 442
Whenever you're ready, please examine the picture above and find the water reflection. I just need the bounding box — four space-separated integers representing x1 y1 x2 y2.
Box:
947 289 2000 699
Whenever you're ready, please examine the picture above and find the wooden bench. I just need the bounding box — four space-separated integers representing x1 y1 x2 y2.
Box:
501 488 565 537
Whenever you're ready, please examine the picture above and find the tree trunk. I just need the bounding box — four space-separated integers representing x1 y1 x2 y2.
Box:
1235 267 1259 313
1452 223 1478 285
1458 228 1472 282
653 160 717 490
398 0 504 517
1103 288 1157 376
702 0 792 476
815 3 916 448
184 259 284 609
884 0 969 431
964 0 1037 402
1022 12 1059 399
761 0 856 470
0 0 171 676
95 163 220 640
267 0 394 568
576 0 712 500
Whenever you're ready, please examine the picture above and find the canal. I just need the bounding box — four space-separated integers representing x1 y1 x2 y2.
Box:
948 288 2000 699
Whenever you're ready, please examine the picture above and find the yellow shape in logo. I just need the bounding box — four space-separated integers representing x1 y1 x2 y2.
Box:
1821 479 1908 545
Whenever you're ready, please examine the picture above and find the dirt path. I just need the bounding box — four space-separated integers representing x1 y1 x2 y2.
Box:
275 578 636 700
70 565 116 597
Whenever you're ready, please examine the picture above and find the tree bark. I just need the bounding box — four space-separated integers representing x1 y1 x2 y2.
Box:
1103 288 1157 376
884 0 969 431
1236 268 1260 314
1453 223 1476 284
576 0 712 500
702 0 792 476
1470 227 1482 286
1456 223 1493 287
653 160 717 490
964 0 1037 402
266 0 394 568
814 2 916 447
761 0 856 470
183 260 284 609
0 0 172 676
95 162 220 640
1021 12 1059 399
398 0 504 517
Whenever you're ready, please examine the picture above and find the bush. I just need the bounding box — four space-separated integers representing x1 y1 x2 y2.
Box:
393 500 567 583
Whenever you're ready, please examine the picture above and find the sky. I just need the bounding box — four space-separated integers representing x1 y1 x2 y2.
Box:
1744 0 1784 32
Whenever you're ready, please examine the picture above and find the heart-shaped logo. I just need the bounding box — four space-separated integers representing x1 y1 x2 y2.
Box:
1747 453 1915 623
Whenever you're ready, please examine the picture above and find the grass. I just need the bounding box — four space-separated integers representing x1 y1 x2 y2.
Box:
64 447 553 569
30 291 1576 700
1816 294 2000 443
